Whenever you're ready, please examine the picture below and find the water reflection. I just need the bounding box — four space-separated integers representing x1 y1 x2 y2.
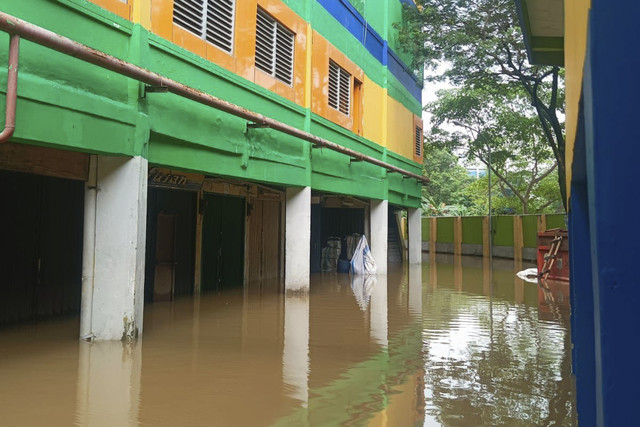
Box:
0 256 575 426
75 341 141 426
421 255 576 426
282 294 309 406
369 275 388 348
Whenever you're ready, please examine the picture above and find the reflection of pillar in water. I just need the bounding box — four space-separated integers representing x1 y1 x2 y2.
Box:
370 275 388 347
429 254 438 290
75 341 142 427
483 256 491 297
408 264 423 316
454 255 462 292
283 295 310 406
514 260 524 304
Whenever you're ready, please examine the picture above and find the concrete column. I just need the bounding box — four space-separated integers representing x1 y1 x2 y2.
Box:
370 199 388 274
282 295 309 406
369 275 388 347
81 156 148 341
75 341 142 426
407 207 422 264
285 187 311 292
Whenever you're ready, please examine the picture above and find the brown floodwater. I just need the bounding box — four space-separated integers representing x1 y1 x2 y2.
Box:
0 255 575 426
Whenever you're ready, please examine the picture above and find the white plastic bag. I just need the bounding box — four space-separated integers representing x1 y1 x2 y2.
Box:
350 235 377 275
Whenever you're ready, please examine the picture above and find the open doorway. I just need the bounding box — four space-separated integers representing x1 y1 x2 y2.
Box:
201 193 245 292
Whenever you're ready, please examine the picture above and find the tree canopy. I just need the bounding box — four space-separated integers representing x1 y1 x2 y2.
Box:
397 0 566 209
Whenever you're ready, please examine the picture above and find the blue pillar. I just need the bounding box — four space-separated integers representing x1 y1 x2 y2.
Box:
569 181 595 426
581 2 640 424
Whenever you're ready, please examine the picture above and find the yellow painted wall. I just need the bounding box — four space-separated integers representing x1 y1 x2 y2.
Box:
362 76 385 144
386 95 414 159
565 0 591 200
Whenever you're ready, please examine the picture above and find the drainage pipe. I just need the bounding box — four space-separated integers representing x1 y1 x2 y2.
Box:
0 12 428 183
79 154 97 341
0 34 19 143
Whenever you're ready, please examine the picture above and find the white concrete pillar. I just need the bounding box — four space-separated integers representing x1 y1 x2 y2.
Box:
369 275 388 347
408 207 422 265
81 156 148 341
282 295 309 406
370 199 388 274
75 341 142 426
285 187 311 292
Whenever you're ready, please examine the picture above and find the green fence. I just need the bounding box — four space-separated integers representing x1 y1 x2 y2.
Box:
421 214 566 256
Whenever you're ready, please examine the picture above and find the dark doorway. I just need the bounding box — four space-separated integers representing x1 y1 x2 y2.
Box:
201 193 245 292
310 206 365 273
154 214 177 301
246 198 281 283
145 188 197 302
0 170 84 326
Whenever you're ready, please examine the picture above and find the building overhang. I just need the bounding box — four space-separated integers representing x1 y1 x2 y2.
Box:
514 0 565 66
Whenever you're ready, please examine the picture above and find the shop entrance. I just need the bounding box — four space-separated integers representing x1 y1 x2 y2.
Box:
0 170 84 325
201 193 245 292
145 188 197 302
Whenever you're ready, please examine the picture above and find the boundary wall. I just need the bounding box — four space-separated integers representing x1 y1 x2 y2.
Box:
421 214 566 261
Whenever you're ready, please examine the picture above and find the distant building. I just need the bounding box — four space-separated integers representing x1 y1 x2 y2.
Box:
466 165 487 179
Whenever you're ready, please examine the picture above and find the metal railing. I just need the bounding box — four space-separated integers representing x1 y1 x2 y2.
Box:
0 11 429 184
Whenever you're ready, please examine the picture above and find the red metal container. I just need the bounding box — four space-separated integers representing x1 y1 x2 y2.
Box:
537 229 570 282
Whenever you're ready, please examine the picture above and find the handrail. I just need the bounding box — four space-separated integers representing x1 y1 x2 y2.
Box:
0 11 428 183
0 34 19 143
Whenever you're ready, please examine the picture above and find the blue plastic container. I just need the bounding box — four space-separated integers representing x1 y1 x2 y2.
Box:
337 259 350 273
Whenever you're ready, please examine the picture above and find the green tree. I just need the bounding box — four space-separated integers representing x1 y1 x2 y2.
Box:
428 86 561 214
422 145 474 215
397 0 566 208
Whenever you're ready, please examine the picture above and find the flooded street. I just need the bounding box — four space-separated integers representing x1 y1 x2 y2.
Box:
0 256 575 426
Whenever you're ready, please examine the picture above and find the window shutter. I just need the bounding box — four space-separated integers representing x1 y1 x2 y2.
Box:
173 0 206 37
328 60 351 116
415 125 423 157
255 9 294 86
206 0 235 54
173 0 236 54
275 24 294 85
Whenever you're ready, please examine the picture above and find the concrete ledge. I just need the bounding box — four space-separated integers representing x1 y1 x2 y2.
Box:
422 242 538 262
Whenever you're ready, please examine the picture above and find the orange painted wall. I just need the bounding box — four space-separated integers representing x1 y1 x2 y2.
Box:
90 0 421 162
90 0 131 19
151 0 307 106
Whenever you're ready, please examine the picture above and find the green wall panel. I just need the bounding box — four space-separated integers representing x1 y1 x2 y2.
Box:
422 218 430 241
492 216 514 247
461 217 483 245
546 214 566 229
437 217 454 243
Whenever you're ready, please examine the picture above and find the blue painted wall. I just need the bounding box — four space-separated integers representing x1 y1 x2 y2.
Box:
572 1 640 425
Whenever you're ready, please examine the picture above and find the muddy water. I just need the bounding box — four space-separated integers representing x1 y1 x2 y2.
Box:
0 256 575 426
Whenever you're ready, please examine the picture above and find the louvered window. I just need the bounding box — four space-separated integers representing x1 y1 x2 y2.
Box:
255 9 295 86
328 60 351 116
415 125 423 157
173 0 236 54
